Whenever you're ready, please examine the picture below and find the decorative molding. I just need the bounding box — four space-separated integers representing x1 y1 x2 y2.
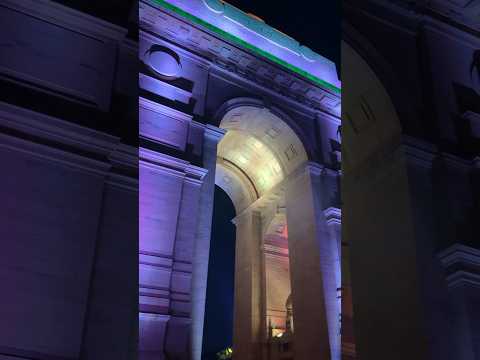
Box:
204 124 227 143
140 98 193 122
438 244 480 289
324 207 342 226
140 148 208 182
0 101 120 176
139 1 341 117
106 144 138 189
185 164 209 185
429 0 480 33
139 97 193 151
0 102 120 156
109 143 138 171
142 0 340 92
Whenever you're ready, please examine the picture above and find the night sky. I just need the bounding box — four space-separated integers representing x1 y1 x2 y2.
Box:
225 0 341 75
203 2 341 358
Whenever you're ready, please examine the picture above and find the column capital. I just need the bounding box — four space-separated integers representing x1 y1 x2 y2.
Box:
438 244 480 289
185 164 209 186
140 148 208 184
289 161 339 182
205 124 227 143
231 208 262 226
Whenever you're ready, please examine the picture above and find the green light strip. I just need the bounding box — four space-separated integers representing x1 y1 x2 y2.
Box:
152 0 341 94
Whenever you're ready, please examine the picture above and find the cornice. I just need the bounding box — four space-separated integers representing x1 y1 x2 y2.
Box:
204 124 227 143
0 101 120 166
140 147 208 183
143 0 340 92
109 144 138 171
427 0 480 34
350 0 480 39
139 1 341 117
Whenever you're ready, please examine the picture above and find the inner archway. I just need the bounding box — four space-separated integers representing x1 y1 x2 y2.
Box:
211 102 312 360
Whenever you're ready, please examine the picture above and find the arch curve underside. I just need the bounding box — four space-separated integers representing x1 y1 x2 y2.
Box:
215 105 308 214
341 41 402 175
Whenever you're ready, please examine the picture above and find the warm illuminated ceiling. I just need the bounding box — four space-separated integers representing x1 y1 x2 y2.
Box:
216 106 308 213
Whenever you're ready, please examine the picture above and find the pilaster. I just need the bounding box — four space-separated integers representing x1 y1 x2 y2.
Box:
231 209 263 360
438 244 480 360
285 162 339 360
190 124 226 360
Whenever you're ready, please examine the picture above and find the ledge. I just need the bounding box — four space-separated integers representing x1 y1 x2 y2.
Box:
438 244 480 289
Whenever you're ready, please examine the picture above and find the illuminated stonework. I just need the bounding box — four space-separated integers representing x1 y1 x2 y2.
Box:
151 0 341 93
138 1 341 360
217 106 308 202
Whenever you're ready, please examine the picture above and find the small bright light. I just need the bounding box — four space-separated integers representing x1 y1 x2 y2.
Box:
272 162 281 173
238 155 248 164
253 139 263 149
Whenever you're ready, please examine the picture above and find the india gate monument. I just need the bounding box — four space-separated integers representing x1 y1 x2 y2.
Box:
138 1 341 359
1 0 479 360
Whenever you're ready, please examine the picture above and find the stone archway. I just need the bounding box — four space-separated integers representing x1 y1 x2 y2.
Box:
341 38 431 360
209 100 341 360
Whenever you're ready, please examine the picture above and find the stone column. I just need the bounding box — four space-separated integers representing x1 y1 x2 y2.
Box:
285 162 340 360
190 125 226 360
232 209 263 360
324 207 342 357
438 244 480 360
343 141 431 360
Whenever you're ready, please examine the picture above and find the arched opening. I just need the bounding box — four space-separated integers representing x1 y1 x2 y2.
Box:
208 102 311 359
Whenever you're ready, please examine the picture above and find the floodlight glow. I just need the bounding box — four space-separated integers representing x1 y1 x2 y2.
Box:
238 155 248 164
151 0 341 93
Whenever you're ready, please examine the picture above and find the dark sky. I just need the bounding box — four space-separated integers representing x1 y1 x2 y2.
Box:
203 186 236 359
226 0 341 74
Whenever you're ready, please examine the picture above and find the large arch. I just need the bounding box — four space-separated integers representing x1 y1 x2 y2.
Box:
342 21 416 138
210 98 340 360
341 34 433 360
